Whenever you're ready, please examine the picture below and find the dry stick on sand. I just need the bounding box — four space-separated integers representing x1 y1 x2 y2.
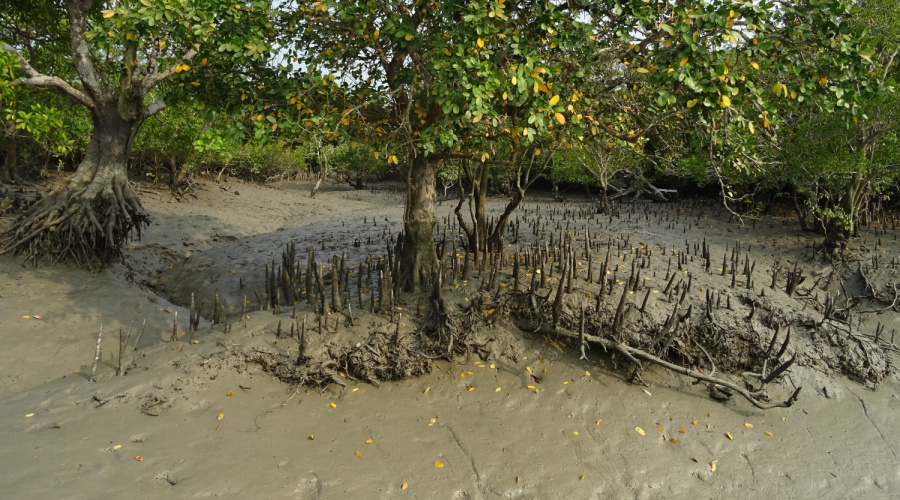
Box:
116 321 134 376
90 324 103 383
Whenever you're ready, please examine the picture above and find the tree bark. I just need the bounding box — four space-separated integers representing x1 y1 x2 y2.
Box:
823 172 867 255
399 155 439 292
1 120 19 184
1 106 148 266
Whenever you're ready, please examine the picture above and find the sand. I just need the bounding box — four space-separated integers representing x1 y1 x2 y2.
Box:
1 177 899 499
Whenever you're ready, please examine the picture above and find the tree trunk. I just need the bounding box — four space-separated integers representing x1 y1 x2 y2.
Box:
823 172 867 255
399 155 438 292
1 120 19 184
1 107 148 266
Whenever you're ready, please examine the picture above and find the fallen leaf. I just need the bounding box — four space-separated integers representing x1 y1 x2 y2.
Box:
113 445 122 450
692 457 698 463
489 364 496 369
192 340 199 344
177 344 183 351
764 431 773 437
468 387 475 392
309 435 315 440
355 450 362 458
670 438 677 444
216 425 222 431
495 387 501 392
25 413 35 418
227 391 233 397
330 402 337 408
635 427 646 436
596 419 602 425
135 456 144 462
22 316 29 319
573 431 579 435
680 427 686 433
526 366 532 374
366 439 373 444
217 413 224 420
657 426 665 433
693 420 699 425
33 315 42 320
710 461 717 472
352 388 359 393
744 422 753 428
516 476 520 484
585 370 591 377
401 482 408 490
424 387 431 393
726 432 734 441
579 474 585 480
434 460 444 468
643 390 652 396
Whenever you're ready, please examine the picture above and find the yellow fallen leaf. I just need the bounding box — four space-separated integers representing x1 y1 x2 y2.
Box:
526 366 532 374
670 438 677 444
764 431 773 437
33 315 41 320
527 385 535 389
635 427 646 436
489 364 496 369
573 431 579 435
657 426 664 433
680 427 686 433
726 432 734 441
401 482 408 490
113 445 122 450
744 422 753 428
585 371 591 377
330 402 337 408
429 418 437 424
534 388 540 393
352 388 359 393
216 425 222 431
309 435 315 440
217 413 224 420
227 391 233 397
563 381 569 385
192 340 199 344
355 450 362 458
366 439 373 444
710 461 717 472
434 460 444 468
596 419 602 425
495 387 502 392
22 316 29 319
693 420 699 425
468 387 475 392
177 344 182 351
135 456 143 462
782 417 787 422
580 474 585 480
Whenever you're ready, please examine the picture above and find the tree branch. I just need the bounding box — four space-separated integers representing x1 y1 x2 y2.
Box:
1 43 95 108
140 48 198 94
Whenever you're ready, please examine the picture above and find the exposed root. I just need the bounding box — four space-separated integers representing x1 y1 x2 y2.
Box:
1 175 148 267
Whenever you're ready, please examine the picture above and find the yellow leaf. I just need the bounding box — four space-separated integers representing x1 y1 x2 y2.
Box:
227 391 233 397
686 99 698 108
680 427 685 433
217 413 224 420
585 370 591 377
710 461 717 472
636 67 649 74
495 387 501 392
670 438 677 444
750 61 760 70
25 413 35 418
744 423 754 428
679 57 688 67
113 445 122 450
373 30 379 40
102 10 115 18
355 450 362 458
190 80 200 86
309 435 315 440
401 482 408 490
366 439 373 444
726 432 734 441
657 426 665 433
549 95 560 106
468 387 475 392
719 95 731 108
330 402 337 408
502 91 507 100
764 431 773 437
573 431 579 435
405 34 414 41
126 33 132 40
160 41 166 48
477 38 484 48
511 76 517 85
487 309 495 315
555 112 566 125
635 427 646 436
434 461 444 468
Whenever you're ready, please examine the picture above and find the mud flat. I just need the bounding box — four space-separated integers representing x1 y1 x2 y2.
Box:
1 178 898 498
